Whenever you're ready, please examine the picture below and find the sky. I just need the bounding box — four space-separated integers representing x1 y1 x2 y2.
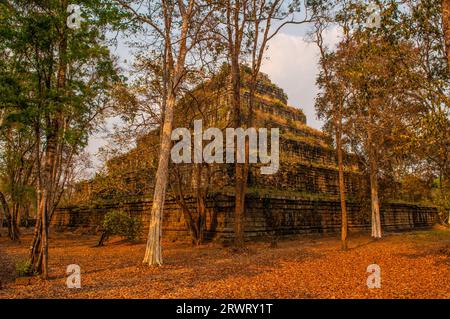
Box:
86 24 341 174
260 26 341 129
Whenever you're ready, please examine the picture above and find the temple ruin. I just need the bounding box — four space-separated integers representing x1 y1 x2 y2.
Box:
53 66 438 242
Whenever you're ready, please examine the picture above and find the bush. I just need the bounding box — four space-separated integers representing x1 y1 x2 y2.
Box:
15 260 31 277
101 210 143 242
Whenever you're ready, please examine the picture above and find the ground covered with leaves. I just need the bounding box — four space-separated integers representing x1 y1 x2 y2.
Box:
0 228 449 299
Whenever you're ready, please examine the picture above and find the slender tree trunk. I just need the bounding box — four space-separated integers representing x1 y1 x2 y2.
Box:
172 168 200 244
443 0 450 69
224 0 247 249
336 98 348 250
0 191 17 241
235 75 258 248
196 195 206 245
314 26 350 250
367 103 382 239
24 204 30 228
41 191 49 278
369 163 381 238
142 0 194 265
368 142 381 238
143 92 176 266
194 164 207 245
11 203 20 241
231 61 245 248
29 122 43 275
30 0 68 278
34 129 58 278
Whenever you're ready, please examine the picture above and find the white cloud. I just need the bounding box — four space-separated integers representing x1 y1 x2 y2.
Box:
261 27 341 130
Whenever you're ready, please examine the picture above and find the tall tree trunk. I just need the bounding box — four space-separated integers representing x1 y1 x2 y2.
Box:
195 194 206 245
236 75 257 248
368 141 381 238
29 123 43 275
367 103 381 239
142 0 193 266
11 203 20 241
336 98 348 250
40 190 49 278
443 0 450 69
30 127 58 278
29 0 68 278
194 164 207 245
369 162 381 238
315 25 350 250
231 61 245 248
143 92 176 266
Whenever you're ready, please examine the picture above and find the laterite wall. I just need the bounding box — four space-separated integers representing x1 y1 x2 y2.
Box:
52 193 438 242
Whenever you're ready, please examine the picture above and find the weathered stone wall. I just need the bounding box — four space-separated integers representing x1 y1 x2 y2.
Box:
52 193 438 242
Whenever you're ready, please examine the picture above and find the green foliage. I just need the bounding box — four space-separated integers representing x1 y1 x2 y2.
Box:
15 260 31 277
315 0 449 206
431 181 450 225
102 210 143 241
0 0 123 245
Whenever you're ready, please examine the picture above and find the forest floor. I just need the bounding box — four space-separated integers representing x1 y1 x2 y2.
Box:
0 227 449 299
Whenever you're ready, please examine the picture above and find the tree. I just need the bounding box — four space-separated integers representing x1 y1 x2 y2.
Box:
314 1 435 239
0 0 119 277
168 70 231 245
113 0 216 266
314 18 350 250
221 0 318 248
400 0 450 222
0 44 37 241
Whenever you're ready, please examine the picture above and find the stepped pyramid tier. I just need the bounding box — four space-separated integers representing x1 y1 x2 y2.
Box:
77 65 362 201
55 66 438 241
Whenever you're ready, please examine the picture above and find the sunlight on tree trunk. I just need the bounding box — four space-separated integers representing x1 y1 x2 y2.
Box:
336 98 348 250
143 94 175 266
369 147 382 239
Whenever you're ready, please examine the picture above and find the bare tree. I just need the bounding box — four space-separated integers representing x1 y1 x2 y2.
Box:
222 0 319 248
314 20 350 250
115 0 215 266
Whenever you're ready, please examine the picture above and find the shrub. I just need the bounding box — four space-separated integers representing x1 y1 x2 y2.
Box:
101 210 143 243
15 260 31 277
